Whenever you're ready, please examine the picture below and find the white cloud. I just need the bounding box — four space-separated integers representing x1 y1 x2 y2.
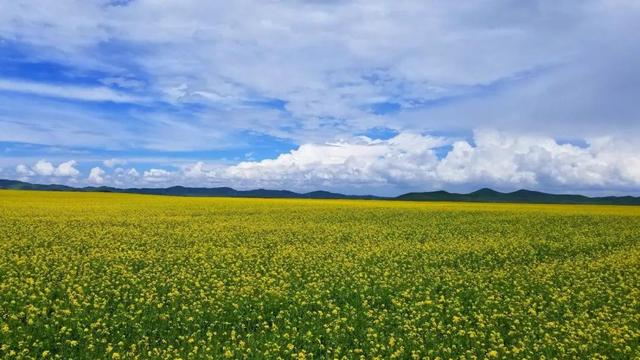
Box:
110 167 140 186
5 131 639 195
0 79 144 103
127 168 140 177
15 160 80 178
15 164 34 176
54 160 80 177
33 160 55 176
183 161 206 179
143 168 173 183
0 94 233 152
103 131 639 194
211 131 640 194
1 0 638 145
103 158 127 168
223 133 446 189
88 167 106 184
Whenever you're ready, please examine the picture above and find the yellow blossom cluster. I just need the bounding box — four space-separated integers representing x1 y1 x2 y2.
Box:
0 190 639 359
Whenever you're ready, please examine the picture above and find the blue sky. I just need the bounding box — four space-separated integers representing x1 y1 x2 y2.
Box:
1 0 639 195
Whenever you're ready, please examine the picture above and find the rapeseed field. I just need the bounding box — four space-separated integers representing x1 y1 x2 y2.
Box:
1 190 639 359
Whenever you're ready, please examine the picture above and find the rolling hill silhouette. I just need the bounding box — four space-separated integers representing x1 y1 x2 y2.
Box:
1 179 639 205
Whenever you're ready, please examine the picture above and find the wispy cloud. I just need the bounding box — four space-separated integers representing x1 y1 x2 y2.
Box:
0 79 144 103
4 0 636 141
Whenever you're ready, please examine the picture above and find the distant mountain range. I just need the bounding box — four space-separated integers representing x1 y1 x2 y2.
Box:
0 179 378 200
397 188 640 205
1 179 639 205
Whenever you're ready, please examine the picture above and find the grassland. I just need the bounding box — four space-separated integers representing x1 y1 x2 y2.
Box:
1 190 639 359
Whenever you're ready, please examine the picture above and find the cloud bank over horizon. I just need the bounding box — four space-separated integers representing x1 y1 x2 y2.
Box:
0 0 639 195
5 130 640 196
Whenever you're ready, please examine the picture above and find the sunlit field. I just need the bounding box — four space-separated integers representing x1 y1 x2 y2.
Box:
1 190 639 359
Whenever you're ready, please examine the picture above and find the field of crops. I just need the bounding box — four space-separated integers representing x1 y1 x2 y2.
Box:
1 190 639 359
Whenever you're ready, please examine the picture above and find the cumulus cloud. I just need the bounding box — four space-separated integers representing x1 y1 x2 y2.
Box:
183 162 206 179
16 160 81 178
113 167 140 178
5 131 639 194
54 160 80 177
216 131 640 193
33 160 56 176
223 133 446 189
86 131 637 195
88 167 106 184
108 167 140 186
433 132 640 190
127 168 140 177
15 164 35 176
143 169 173 183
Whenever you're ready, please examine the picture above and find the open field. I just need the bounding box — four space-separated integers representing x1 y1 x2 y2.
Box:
1 190 639 359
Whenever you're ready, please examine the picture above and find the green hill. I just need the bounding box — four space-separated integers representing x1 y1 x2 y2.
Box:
2 179 639 205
